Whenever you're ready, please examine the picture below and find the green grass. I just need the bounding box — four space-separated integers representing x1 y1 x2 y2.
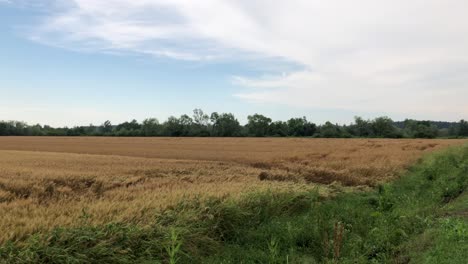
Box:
405 217 468 264
442 191 468 216
1 146 467 263
401 192 468 264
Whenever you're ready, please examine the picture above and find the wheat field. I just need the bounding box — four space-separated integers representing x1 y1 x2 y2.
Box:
0 137 465 243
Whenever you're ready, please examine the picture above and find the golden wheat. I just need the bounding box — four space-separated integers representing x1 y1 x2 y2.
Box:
0 137 465 243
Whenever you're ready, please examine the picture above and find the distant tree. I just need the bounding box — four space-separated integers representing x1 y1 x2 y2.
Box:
458 119 468 137
102 120 113 134
372 116 400 138
66 126 83 136
179 114 194 136
403 119 438 138
352 116 373 137
14 121 27 135
42 125 67 136
192 109 210 136
1 112 461 138
85 124 100 136
142 118 160 136
247 114 272 137
210 112 241 137
163 116 183 136
115 128 129 136
116 119 141 131
30 124 44 136
287 117 316 137
269 121 289 137
0 121 29 136
319 122 342 138
0 121 11 135
193 109 209 126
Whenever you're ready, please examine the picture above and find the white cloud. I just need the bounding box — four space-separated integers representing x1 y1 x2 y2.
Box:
23 0 468 118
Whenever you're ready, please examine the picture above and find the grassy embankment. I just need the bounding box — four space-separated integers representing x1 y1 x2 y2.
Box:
1 145 467 263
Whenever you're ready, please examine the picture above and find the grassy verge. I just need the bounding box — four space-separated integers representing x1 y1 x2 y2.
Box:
1 146 467 263
400 191 468 264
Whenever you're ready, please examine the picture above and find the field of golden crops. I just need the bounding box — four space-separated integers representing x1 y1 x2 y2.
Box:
0 137 465 243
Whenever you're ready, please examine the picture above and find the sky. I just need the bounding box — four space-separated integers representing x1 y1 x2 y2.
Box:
1 0 467 127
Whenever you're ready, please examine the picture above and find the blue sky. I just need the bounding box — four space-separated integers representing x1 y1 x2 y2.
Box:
1 1 467 127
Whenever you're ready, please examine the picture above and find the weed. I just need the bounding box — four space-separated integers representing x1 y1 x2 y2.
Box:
165 228 183 264
267 237 279 264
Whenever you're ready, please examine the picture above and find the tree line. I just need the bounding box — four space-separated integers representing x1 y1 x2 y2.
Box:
1 109 467 138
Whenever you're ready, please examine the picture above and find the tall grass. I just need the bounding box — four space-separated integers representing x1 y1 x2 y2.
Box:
1 146 467 263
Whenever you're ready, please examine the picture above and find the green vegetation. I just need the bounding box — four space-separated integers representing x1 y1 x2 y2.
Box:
401 191 468 264
1 109 467 138
1 145 466 263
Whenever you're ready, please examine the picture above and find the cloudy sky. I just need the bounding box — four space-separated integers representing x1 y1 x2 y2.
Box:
1 0 467 126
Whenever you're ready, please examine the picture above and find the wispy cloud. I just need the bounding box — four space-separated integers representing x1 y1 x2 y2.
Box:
17 0 468 118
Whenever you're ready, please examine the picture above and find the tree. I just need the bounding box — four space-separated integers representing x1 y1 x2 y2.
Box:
116 119 141 131
163 116 183 136
403 119 438 138
102 120 113 134
14 121 27 135
247 114 272 137
0 121 11 136
319 122 341 138
458 119 468 137
67 126 86 136
287 117 316 137
269 121 289 137
193 109 209 126
192 109 210 136
372 117 400 138
352 116 373 137
142 118 160 136
179 114 193 136
161 115 193 136
30 124 44 136
115 119 141 136
210 112 241 137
